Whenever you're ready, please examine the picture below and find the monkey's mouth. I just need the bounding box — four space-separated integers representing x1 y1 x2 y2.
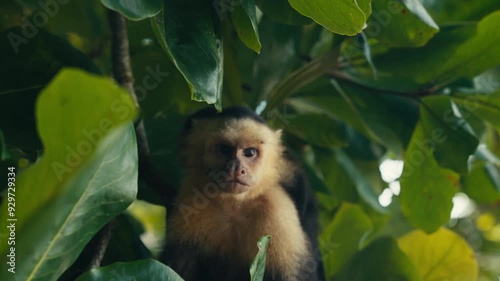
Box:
222 179 250 194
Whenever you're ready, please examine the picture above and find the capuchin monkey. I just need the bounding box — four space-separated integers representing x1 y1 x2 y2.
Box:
160 106 324 281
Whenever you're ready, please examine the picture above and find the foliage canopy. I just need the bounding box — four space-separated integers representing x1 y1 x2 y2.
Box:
1 0 500 280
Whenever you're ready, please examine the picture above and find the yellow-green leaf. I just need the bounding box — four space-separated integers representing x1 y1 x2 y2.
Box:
289 0 371 36
320 203 373 279
398 228 478 281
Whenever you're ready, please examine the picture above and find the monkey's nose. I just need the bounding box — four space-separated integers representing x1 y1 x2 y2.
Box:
226 159 246 177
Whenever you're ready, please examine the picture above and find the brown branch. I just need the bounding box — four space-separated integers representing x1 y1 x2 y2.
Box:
108 9 177 209
87 219 118 269
84 9 177 270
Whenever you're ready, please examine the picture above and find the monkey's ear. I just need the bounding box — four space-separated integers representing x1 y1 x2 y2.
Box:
275 129 283 138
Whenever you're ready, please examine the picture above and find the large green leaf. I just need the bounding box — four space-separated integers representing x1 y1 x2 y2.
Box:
436 11 500 82
249 235 271 281
255 0 311 25
252 17 302 106
154 1 223 109
420 96 479 174
289 0 371 36
367 0 439 47
398 228 478 281
452 90 500 128
288 81 371 137
422 0 500 24
126 18 199 117
232 0 261 53
285 114 347 148
334 237 421 281
0 28 99 149
339 65 423 93
101 0 163 20
399 122 458 233
288 79 415 153
462 162 500 204
75 259 183 281
331 81 412 153
334 149 386 213
222 23 246 107
0 68 138 280
60 214 152 280
315 148 359 206
320 203 373 279
375 11 500 85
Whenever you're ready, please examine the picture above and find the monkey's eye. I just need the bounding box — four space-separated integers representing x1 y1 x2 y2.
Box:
218 144 233 155
243 147 257 158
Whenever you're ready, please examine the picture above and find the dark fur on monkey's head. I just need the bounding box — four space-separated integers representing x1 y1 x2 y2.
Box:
182 106 265 131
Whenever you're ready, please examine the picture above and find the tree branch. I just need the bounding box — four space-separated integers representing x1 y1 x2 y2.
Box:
108 9 177 209
84 9 177 270
87 219 117 269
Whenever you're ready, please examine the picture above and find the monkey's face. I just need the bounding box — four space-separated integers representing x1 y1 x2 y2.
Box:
194 118 282 195
207 142 261 194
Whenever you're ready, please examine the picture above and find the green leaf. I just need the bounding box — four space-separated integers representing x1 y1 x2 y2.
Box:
315 148 359 205
320 203 373 279
367 0 439 47
288 81 370 136
252 17 302 105
289 79 415 153
420 96 479 174
398 228 478 281
154 1 223 110
452 91 500 129
289 0 371 36
101 0 163 20
0 28 99 149
60 214 152 280
127 18 203 117
437 11 500 82
129 49 193 118
334 149 387 213
334 237 421 281
375 11 500 84
462 162 500 204
0 68 138 280
285 114 347 148
232 0 261 53
332 81 413 153
422 0 500 25
399 122 459 233
301 156 333 196
338 64 423 93
222 22 246 106
250 235 271 281
75 259 183 281
255 0 312 25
